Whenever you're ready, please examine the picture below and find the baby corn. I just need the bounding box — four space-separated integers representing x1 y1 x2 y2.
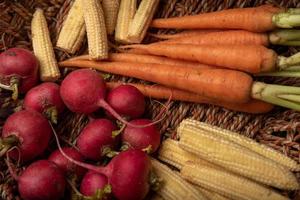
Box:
31 8 60 81
82 0 108 60
102 0 120 35
177 122 299 190
181 119 299 171
56 0 86 54
181 162 289 200
151 159 207 200
115 0 136 43
195 186 232 200
127 0 159 43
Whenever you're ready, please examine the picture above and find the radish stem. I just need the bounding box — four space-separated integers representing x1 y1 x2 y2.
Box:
44 106 58 124
251 82 300 111
0 77 19 100
0 135 19 157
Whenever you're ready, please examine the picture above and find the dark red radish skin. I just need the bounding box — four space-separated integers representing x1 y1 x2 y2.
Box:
80 171 111 199
122 119 161 153
1 110 52 162
0 48 39 99
76 119 118 161
106 85 145 119
60 69 145 127
53 137 152 200
18 160 66 200
23 82 65 123
48 147 86 177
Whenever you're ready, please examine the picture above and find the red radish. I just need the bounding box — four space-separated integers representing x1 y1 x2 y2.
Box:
0 48 39 100
106 84 145 119
23 82 65 123
1 110 51 162
76 119 118 161
48 147 86 177
122 119 161 153
60 69 148 127
80 171 111 199
18 160 66 200
54 134 152 200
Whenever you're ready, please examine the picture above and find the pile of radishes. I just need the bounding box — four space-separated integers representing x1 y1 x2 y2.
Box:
0 48 162 200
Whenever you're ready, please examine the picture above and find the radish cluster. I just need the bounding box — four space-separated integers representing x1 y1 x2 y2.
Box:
0 54 162 200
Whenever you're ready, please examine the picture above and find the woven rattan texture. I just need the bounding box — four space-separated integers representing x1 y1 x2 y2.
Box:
1 0 300 199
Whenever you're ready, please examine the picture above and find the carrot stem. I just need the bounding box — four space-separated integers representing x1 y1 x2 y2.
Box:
251 82 300 111
269 30 300 46
272 12 300 28
258 71 300 77
277 53 300 70
287 8 300 14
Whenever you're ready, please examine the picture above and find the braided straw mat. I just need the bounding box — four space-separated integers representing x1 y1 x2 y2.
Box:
1 0 300 199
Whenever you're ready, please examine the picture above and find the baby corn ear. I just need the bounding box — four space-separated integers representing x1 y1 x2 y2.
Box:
115 0 137 43
177 122 299 190
56 0 86 54
82 0 108 60
102 0 120 35
127 0 159 43
151 159 207 200
181 162 289 200
31 8 61 82
181 119 300 171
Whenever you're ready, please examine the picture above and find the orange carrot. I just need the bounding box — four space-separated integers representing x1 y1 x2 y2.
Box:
159 30 269 46
59 60 253 104
107 82 274 114
151 5 285 32
154 30 300 47
68 53 216 69
122 43 277 74
148 29 223 40
59 59 300 111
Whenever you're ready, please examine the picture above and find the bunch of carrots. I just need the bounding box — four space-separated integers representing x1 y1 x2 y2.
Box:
59 4 300 114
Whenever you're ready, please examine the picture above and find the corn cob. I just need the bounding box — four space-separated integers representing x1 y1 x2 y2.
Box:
102 0 120 35
158 138 222 170
181 162 288 200
82 0 108 60
151 159 207 200
195 186 232 200
31 8 61 82
127 0 159 43
181 119 300 171
177 123 299 190
56 0 86 54
115 0 137 43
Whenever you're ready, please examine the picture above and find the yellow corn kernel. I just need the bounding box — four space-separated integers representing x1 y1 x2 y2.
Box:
31 8 60 82
82 0 108 60
151 159 207 200
195 186 232 200
102 0 120 35
56 0 86 54
177 123 299 190
181 119 300 171
115 0 136 43
127 0 159 43
181 162 289 200
158 138 221 170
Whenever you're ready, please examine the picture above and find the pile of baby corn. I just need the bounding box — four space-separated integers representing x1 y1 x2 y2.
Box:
151 119 299 200
30 0 158 81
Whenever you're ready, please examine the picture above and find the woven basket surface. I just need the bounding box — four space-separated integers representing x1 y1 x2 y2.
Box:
1 0 300 199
